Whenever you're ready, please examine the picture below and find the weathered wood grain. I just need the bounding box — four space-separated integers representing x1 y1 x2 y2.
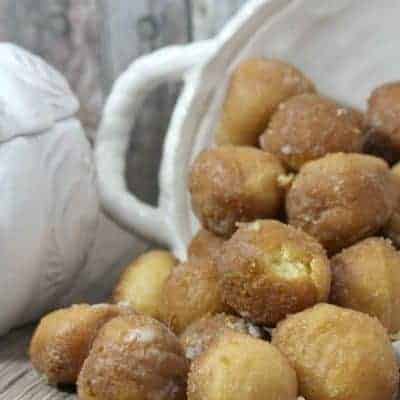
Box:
0 325 76 400
4 0 103 139
98 0 190 205
191 0 248 39
0 2 11 40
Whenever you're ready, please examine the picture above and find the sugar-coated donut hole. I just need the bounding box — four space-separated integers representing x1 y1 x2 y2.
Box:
215 58 315 146
383 161 400 247
160 258 228 334
218 220 330 326
331 237 400 333
188 331 298 400
286 153 396 254
29 304 132 385
112 250 177 320
365 81 400 164
260 93 364 171
77 314 188 400
189 146 286 237
272 304 399 400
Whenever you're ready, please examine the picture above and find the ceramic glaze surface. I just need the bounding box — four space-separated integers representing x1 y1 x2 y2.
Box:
0 44 79 141
0 44 137 335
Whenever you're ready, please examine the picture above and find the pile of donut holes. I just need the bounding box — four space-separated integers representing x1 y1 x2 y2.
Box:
30 59 400 400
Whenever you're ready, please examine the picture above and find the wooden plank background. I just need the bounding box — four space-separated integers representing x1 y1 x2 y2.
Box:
0 1 247 398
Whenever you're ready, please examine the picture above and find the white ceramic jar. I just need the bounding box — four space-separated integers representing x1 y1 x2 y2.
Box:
0 43 138 336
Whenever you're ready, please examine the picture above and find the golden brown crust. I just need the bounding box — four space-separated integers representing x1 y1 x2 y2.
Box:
187 229 225 261
384 212 400 247
188 331 298 400
179 313 262 361
286 153 395 254
218 220 331 326
77 314 189 400
272 304 399 400
331 237 400 333
260 93 364 171
392 161 400 177
112 250 177 319
383 163 400 247
29 304 131 384
365 81 400 164
215 58 315 146
160 258 228 334
189 146 286 237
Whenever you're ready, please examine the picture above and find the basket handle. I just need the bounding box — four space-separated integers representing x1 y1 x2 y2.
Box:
95 41 214 246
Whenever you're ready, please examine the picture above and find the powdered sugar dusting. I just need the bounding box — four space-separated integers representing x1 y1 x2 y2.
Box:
124 327 157 344
153 380 180 400
117 300 134 309
239 310 251 318
281 144 293 155
185 342 203 360
247 323 262 338
248 221 261 232
91 303 110 309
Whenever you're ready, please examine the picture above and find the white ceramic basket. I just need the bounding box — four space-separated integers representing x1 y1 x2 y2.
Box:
96 0 400 261
96 0 400 359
